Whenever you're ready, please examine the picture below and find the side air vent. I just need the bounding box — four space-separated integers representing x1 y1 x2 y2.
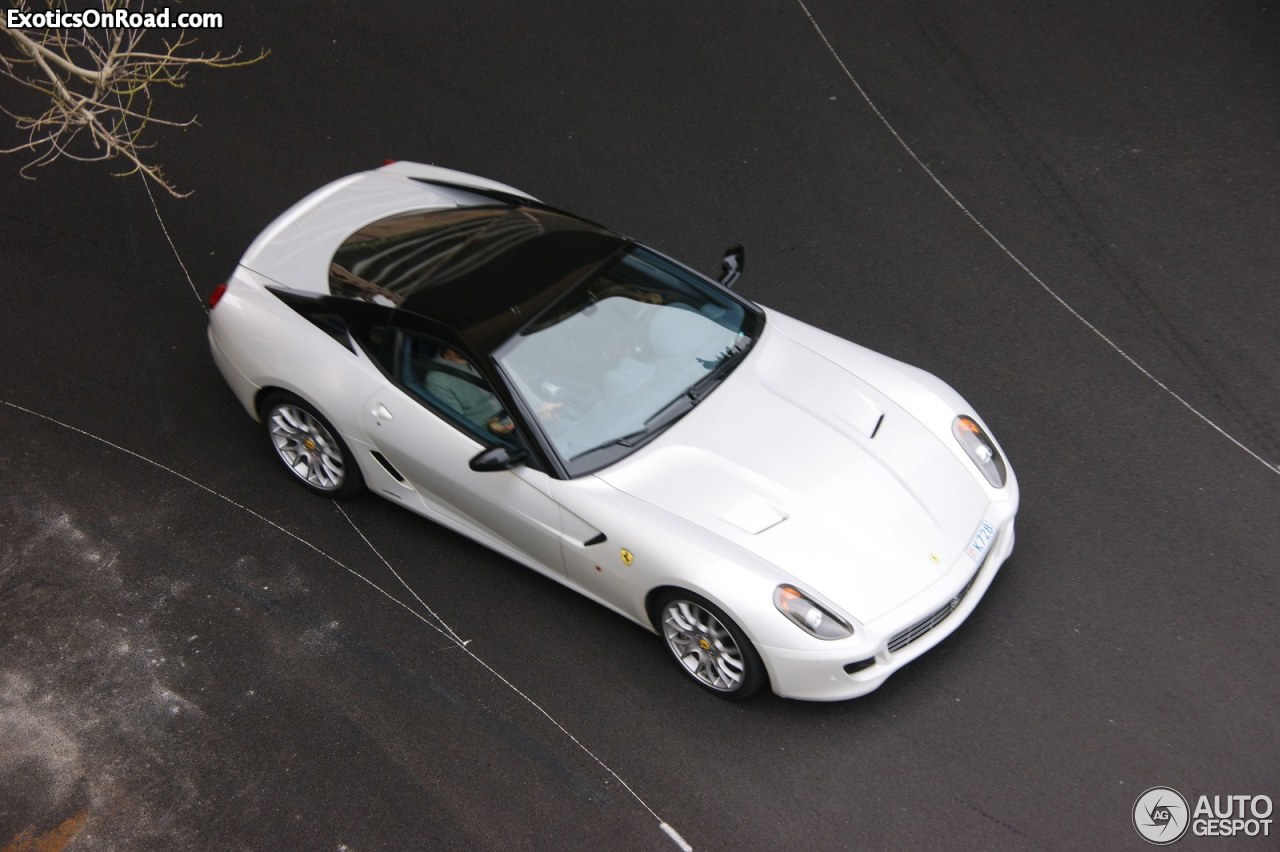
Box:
370 451 405 482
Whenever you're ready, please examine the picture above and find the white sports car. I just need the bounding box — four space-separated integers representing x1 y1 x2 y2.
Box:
207 161 1019 701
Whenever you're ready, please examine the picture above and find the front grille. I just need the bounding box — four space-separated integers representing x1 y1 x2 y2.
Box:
887 565 982 654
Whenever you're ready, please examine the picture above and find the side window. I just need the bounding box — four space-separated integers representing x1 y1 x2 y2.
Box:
350 324 397 374
397 331 519 448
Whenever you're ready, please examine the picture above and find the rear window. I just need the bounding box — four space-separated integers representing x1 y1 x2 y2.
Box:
329 207 505 306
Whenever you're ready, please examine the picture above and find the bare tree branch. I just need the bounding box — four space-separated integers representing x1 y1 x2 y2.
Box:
0 0 266 197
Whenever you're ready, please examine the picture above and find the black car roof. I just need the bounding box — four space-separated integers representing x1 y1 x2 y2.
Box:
329 203 628 354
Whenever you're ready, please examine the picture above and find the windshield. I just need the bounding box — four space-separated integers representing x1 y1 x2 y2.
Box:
496 246 762 475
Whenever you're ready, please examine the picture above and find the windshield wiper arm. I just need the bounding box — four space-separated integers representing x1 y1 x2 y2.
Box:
569 394 696 461
570 428 649 460
568 343 751 463
688 341 750 403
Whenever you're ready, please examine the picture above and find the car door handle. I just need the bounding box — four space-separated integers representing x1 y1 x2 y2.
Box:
372 404 394 421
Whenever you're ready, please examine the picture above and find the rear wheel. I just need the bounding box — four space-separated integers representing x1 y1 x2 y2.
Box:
261 392 363 498
655 590 766 699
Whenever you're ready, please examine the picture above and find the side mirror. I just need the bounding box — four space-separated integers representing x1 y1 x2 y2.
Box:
719 244 745 289
469 445 528 472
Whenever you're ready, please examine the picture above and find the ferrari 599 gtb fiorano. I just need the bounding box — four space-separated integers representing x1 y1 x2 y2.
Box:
207 161 1019 701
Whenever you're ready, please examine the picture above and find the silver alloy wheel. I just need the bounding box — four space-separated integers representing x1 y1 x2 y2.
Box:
661 598 747 692
268 403 346 491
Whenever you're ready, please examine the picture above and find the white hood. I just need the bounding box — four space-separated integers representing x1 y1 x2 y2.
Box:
594 319 990 624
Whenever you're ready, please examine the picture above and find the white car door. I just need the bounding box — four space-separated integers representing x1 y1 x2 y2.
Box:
358 383 571 578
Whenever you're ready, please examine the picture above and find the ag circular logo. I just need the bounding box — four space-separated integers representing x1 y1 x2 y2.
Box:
1134 787 1190 844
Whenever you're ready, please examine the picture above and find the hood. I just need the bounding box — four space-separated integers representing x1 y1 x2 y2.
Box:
594 322 989 624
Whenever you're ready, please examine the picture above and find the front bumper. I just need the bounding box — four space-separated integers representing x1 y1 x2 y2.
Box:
757 513 1017 701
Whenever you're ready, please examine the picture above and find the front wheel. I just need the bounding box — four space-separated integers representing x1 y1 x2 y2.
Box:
655 590 766 699
260 392 363 498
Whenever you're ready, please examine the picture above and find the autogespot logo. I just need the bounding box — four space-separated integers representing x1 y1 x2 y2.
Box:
1133 787 1275 842
1134 787 1190 845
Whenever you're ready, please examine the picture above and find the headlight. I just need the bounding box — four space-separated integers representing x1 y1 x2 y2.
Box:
952 415 1007 488
773 585 853 640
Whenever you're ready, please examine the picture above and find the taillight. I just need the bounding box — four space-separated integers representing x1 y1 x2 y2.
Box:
207 282 228 309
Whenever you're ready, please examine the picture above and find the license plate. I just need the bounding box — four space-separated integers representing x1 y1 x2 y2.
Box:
965 521 996 561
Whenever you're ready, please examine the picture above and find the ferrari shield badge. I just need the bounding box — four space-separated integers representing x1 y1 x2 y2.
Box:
620 548 634 566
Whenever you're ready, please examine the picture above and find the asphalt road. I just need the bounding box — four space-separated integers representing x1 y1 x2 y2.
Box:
2 1 1277 849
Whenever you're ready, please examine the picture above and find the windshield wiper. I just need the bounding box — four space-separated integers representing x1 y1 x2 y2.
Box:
688 339 750 403
570 428 649 461
569 394 695 461
568 341 751 463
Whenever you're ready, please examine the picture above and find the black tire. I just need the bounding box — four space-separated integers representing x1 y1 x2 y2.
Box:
260 391 364 498
654 589 767 699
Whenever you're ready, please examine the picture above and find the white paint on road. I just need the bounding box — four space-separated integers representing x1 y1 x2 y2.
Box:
796 0 1280 478
661 821 695 851
335 502 694 849
1 397 695 851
